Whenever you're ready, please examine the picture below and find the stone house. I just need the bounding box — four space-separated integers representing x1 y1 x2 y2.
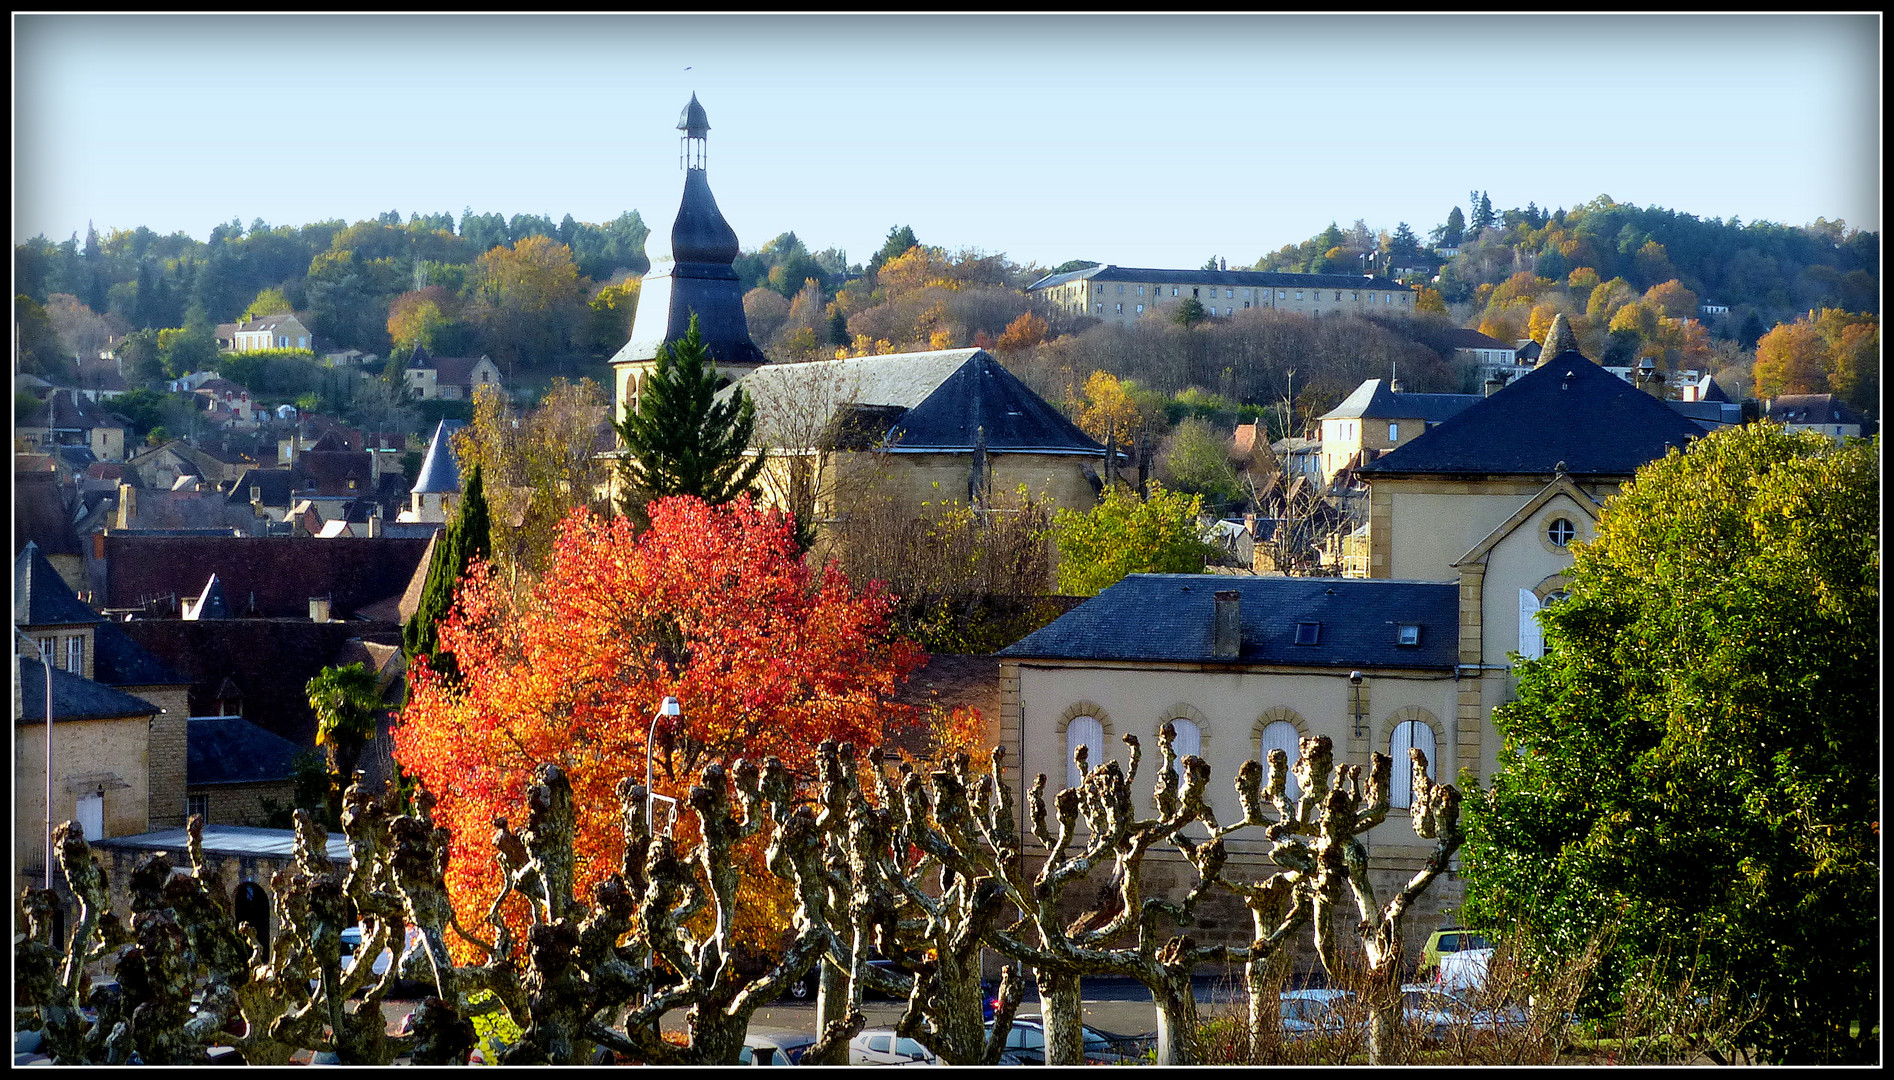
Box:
227 314 313 353
185 716 305 827
1315 379 1481 487
403 346 505 401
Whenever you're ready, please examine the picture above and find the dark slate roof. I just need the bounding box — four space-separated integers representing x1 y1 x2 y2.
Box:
187 717 304 786
1438 327 1512 350
101 534 430 619
1667 399 1743 431
735 349 1103 455
1357 355 1703 479
999 574 1459 671
188 574 231 619
412 420 463 494
893 353 1105 453
15 541 102 627
1318 379 1482 424
114 620 384 745
226 467 297 507
1766 394 1869 427
14 476 85 559
293 450 374 495
16 658 161 722
1694 375 1732 403
677 92 709 136
1027 264 1411 293
1514 340 1543 362
92 622 188 686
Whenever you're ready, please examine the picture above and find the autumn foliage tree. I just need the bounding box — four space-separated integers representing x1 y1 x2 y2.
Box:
392 496 927 955
1752 308 1879 412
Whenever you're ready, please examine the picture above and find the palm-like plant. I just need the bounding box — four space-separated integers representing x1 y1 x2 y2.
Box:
307 662 384 785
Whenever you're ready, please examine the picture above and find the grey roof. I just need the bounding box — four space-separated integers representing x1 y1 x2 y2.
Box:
16 657 162 722
93 824 348 861
678 92 709 136
732 350 1103 454
1001 575 1459 670
226 467 296 506
188 716 305 786
1667 399 1743 431
1691 374 1731 403
1358 355 1703 479
1766 394 1869 427
1026 264 1411 293
15 541 103 627
1318 380 1482 424
1438 327 1512 350
91 622 189 687
412 420 463 495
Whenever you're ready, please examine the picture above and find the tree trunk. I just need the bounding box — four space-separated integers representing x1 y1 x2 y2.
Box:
1151 967 1203 1065
807 958 849 1065
1244 954 1275 1060
1364 961 1402 1065
1038 969 1085 1065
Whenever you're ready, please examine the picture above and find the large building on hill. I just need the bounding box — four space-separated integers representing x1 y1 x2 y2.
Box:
1026 264 1416 325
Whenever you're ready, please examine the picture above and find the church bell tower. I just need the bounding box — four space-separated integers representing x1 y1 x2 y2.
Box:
611 94 768 422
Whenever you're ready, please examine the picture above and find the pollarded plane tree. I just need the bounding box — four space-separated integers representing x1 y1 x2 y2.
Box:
1291 734 1465 1064
14 783 486 1065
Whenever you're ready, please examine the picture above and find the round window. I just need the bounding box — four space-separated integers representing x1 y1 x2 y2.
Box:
1546 518 1576 547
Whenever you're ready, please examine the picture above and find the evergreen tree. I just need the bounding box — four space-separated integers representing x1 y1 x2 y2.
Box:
612 314 766 516
402 464 492 678
868 224 920 275
1443 206 1466 246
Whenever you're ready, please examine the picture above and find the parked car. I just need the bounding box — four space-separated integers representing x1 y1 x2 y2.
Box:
739 1029 820 1066
1278 988 1356 1039
1400 983 1529 1041
849 1029 938 1065
982 1016 1153 1064
1418 927 1493 977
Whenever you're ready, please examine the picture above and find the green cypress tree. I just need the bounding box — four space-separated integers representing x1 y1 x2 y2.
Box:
612 313 766 517
402 463 490 679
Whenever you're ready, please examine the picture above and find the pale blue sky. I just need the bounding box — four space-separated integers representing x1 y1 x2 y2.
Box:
13 14 1881 269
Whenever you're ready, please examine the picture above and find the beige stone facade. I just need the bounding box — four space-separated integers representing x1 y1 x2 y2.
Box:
1031 266 1416 327
999 658 1467 960
14 712 152 889
188 781 302 828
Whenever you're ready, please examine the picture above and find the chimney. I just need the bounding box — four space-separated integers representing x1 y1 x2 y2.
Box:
117 482 137 529
310 597 332 622
367 508 381 538
1484 374 1504 397
1213 590 1241 659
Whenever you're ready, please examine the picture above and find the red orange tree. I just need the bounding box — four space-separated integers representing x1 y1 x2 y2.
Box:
393 496 927 956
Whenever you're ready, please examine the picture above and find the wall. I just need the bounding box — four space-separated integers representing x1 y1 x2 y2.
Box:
14 714 151 889
825 450 1099 520
1370 477 1542 582
191 781 302 828
1005 659 1467 965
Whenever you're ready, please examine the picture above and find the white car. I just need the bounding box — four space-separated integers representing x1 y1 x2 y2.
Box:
738 1029 819 1066
1278 988 1355 1038
849 1029 937 1065
1400 983 1529 1041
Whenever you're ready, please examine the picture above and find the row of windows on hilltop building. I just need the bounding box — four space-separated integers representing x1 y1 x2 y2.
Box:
1082 284 1411 318
1062 714 1440 810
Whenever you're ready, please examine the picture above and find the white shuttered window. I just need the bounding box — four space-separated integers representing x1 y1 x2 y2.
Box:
1389 721 1437 809
1166 719 1201 779
1066 716 1103 790
1258 721 1302 801
1518 588 1543 660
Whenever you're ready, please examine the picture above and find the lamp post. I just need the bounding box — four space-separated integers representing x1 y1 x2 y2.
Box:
15 627 55 888
1349 670 1366 740
645 696 681 836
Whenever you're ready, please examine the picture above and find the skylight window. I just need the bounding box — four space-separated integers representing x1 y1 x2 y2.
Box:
1294 622 1321 646
1398 624 1421 646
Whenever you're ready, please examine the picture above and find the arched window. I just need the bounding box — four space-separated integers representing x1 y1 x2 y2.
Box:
1389 720 1438 809
1066 716 1103 790
1165 719 1201 779
1258 720 1303 801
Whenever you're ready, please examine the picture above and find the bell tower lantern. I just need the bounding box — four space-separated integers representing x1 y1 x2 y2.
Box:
611 94 768 423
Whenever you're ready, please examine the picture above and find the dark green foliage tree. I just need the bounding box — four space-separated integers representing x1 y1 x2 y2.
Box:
1171 297 1207 328
402 464 492 679
612 315 766 515
306 662 385 794
1051 260 1099 275
1201 255 1222 271
1441 206 1466 246
1462 425 1879 1065
14 295 75 382
1388 222 1421 258
868 224 920 275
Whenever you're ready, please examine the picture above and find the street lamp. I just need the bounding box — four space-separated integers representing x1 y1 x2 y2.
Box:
1349 670 1366 740
645 696 682 837
15 627 55 887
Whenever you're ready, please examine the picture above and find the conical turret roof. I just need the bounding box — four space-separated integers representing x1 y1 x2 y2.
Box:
413 420 463 495
677 93 710 137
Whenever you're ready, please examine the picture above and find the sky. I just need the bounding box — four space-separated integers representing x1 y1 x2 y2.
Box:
13 14 1882 271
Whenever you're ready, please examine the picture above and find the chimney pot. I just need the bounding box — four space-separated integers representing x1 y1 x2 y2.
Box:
310 597 331 622
1213 590 1241 659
